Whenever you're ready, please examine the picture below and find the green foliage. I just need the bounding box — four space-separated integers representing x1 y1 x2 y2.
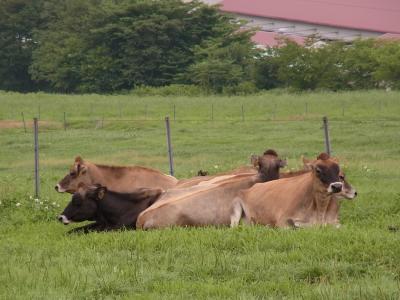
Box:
1 0 400 94
0 0 42 91
373 40 400 89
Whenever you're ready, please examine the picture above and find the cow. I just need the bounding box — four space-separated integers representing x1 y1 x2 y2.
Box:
230 153 357 228
136 149 287 229
175 153 263 188
57 184 163 233
55 156 178 194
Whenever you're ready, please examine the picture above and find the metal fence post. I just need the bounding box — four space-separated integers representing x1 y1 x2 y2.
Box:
33 118 40 198
322 116 331 156
165 116 174 176
241 104 245 121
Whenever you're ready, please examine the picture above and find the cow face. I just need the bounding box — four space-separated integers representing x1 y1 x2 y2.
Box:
312 153 343 193
55 156 90 193
58 185 106 225
254 149 287 180
336 172 357 200
304 155 356 198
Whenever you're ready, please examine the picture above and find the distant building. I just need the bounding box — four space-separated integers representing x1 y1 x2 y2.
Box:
197 0 400 47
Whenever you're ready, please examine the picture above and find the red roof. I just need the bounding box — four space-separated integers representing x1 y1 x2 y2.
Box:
252 31 305 47
221 0 400 34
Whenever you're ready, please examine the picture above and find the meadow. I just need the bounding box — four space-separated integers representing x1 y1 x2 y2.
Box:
0 90 399 299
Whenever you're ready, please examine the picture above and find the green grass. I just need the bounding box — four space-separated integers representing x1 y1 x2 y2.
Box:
0 90 400 299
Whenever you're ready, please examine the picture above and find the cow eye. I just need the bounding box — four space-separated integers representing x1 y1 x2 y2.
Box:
339 175 345 180
316 168 322 174
69 171 76 177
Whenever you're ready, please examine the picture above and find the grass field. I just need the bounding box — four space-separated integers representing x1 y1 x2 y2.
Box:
0 90 400 299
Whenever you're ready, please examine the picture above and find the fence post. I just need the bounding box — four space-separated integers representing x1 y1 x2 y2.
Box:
211 104 214 121
21 112 27 133
305 102 308 116
165 116 174 176
241 104 245 121
322 116 331 156
33 118 40 198
38 105 41 120
63 112 67 131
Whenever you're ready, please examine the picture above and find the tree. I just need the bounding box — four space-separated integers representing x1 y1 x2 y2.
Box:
0 0 42 91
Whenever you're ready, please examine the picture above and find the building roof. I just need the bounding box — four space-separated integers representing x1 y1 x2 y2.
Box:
252 31 305 47
221 0 400 34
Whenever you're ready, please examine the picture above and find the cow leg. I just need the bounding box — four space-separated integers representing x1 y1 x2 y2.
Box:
230 198 243 227
67 222 102 234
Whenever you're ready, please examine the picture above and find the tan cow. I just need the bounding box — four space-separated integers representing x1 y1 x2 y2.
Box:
55 156 178 194
230 153 357 228
175 154 261 188
136 150 287 229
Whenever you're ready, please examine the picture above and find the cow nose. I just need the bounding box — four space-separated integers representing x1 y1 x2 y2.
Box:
55 185 59 191
354 191 358 197
331 183 343 193
57 215 63 222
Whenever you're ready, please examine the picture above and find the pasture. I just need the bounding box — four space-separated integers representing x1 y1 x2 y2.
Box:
0 90 399 299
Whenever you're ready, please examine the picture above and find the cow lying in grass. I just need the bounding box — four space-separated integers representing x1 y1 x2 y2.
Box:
230 153 357 228
136 149 287 229
55 156 177 193
58 184 163 233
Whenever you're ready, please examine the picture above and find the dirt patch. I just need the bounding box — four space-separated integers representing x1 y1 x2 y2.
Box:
0 120 61 129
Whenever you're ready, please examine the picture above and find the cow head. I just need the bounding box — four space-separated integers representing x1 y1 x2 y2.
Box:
58 184 106 225
304 154 357 198
253 149 287 181
336 172 357 200
310 153 343 194
55 156 91 193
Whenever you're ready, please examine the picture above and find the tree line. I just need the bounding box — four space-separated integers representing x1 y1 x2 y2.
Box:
1 0 399 94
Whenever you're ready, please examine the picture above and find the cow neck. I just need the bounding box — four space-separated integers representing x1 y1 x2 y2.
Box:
88 163 109 186
94 191 127 225
257 167 280 183
310 175 337 224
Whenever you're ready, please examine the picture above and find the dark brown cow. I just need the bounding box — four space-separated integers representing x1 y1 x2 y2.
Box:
55 156 177 194
231 153 357 228
58 184 163 233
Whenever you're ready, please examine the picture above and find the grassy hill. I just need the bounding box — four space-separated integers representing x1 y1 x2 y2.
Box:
0 90 399 299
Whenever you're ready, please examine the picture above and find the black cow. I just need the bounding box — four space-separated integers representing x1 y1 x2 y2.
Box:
58 184 163 233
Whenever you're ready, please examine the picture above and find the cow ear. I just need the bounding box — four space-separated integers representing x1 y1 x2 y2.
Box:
75 156 84 164
279 159 287 168
250 155 259 168
96 186 107 200
331 156 339 163
302 156 314 171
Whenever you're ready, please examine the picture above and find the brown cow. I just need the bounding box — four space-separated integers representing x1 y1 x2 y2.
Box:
136 150 287 229
175 154 261 188
55 156 178 194
230 153 357 228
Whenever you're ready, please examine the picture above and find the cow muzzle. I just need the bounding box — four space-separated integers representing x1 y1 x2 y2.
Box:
58 215 71 225
55 184 66 193
328 182 343 193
